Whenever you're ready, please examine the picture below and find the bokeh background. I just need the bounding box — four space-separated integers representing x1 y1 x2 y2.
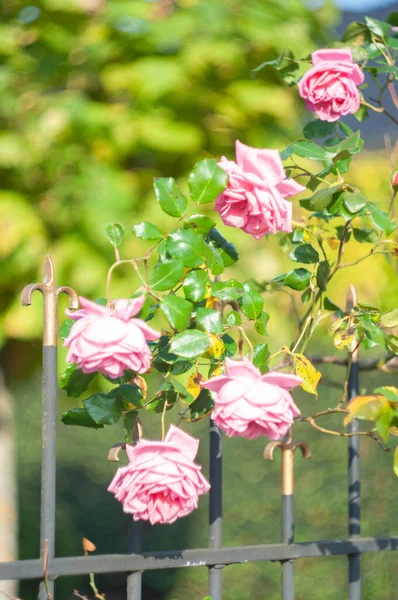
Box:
1 0 398 598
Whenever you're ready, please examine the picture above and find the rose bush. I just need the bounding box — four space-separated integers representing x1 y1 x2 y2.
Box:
60 11 398 524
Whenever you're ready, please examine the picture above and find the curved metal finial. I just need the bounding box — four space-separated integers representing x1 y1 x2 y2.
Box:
108 443 126 462
20 254 79 346
293 441 312 460
264 441 284 461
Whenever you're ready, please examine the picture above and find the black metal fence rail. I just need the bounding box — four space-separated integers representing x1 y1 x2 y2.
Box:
1 258 395 599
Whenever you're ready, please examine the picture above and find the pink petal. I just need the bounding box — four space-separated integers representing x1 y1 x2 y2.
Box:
235 141 285 186
225 357 261 380
312 49 353 65
261 372 302 390
165 425 200 461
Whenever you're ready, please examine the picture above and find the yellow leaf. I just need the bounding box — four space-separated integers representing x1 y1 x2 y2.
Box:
327 237 339 250
82 537 96 553
393 447 398 478
328 317 346 336
132 375 147 399
187 373 204 400
203 334 224 358
334 327 356 350
209 364 224 378
344 394 388 426
205 296 218 309
293 353 321 397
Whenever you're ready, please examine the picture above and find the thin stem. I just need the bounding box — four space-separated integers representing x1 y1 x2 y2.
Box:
236 326 253 360
89 573 106 600
161 397 168 441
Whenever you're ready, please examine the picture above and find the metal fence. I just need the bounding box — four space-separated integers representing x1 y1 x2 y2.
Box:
1 256 398 600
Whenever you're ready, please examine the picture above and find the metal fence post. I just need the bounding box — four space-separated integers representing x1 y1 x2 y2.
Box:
208 419 223 599
21 256 78 599
127 521 143 600
346 286 361 600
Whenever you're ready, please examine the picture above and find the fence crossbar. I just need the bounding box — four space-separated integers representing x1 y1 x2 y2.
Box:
2 536 398 581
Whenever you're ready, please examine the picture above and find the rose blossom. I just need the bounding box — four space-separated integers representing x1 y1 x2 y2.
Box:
298 49 364 122
108 425 210 524
216 140 305 239
202 358 302 440
64 296 160 378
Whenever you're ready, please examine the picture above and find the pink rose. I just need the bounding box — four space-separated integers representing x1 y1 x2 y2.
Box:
64 296 160 379
298 49 364 122
202 358 302 440
216 140 305 239
108 425 210 524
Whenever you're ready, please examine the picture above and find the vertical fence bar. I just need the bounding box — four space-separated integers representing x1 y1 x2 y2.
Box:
348 358 360 599
281 439 295 600
346 285 361 600
21 256 78 600
127 521 143 600
208 419 222 600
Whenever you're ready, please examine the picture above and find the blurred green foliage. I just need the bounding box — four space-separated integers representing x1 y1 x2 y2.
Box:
0 0 336 345
5 1 398 599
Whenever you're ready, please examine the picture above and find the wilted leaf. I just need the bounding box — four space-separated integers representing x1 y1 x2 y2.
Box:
293 353 321 397
187 372 205 400
344 394 388 425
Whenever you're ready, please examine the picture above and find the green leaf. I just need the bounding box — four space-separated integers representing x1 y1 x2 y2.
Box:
61 408 103 429
338 131 364 155
166 228 205 268
188 159 228 204
303 120 336 140
342 190 367 214
254 311 270 336
105 222 126 247
188 389 214 421
353 228 378 243
84 393 122 425
202 242 224 275
292 140 333 161
341 21 370 42
60 363 95 398
123 411 139 443
146 382 178 414
394 446 398 478
132 221 162 241
367 204 397 235
381 309 398 328
183 269 209 302
169 330 210 358
387 11 398 26
184 214 216 234
196 307 223 334
252 343 270 374
291 244 319 264
284 268 312 291
149 259 184 291
154 177 187 217
316 260 331 292
374 386 398 402
59 319 74 340
212 279 244 301
310 184 344 210
239 283 264 319
252 48 298 78
221 333 237 357
225 310 241 327
365 16 389 37
114 384 144 408
160 295 193 330
324 297 342 312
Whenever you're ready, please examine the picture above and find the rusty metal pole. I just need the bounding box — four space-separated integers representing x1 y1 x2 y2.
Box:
21 255 78 599
265 431 311 600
